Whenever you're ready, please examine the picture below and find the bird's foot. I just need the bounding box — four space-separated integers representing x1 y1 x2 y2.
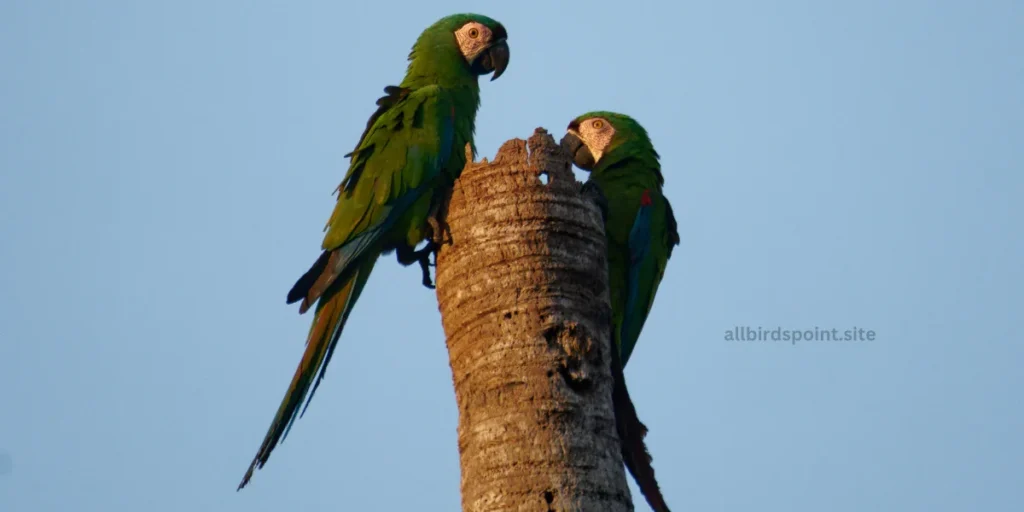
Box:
396 242 438 289
416 241 440 289
428 214 452 247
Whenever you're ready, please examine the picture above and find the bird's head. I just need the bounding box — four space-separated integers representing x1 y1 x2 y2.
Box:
416 14 510 81
561 112 656 171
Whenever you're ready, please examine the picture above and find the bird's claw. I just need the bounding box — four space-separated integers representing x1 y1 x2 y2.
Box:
412 241 439 289
406 193 451 289
427 215 452 246
419 259 435 289
396 241 438 289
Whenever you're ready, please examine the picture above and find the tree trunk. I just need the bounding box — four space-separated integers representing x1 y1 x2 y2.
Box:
434 129 633 512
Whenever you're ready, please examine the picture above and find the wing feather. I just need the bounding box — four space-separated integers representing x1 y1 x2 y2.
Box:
620 192 679 366
288 85 455 310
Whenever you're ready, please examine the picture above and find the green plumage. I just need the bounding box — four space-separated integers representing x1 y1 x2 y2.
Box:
569 111 679 366
238 13 508 490
563 111 678 512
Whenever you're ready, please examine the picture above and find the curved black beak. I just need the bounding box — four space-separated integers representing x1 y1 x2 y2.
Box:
487 40 509 81
561 129 596 171
471 39 510 81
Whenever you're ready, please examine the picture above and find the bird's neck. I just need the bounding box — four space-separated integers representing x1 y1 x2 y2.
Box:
400 47 481 91
591 154 663 191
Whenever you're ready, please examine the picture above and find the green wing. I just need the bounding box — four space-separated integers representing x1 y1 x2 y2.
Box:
289 83 456 398
323 84 455 255
288 84 456 310
239 85 456 490
619 192 679 367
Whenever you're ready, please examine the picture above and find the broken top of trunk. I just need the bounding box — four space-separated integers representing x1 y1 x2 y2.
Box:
434 128 633 512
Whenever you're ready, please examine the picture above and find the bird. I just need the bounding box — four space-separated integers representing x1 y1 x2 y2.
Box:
238 13 510 490
563 111 679 512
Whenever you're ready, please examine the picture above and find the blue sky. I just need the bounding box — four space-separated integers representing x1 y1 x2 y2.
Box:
1 1 1022 511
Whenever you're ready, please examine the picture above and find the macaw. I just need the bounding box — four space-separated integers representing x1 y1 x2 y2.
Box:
238 13 509 490
562 112 679 512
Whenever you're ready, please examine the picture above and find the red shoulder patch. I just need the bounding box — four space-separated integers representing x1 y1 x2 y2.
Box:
640 189 652 206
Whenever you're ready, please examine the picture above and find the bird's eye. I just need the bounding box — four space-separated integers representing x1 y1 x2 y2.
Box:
468 28 480 38
592 120 604 129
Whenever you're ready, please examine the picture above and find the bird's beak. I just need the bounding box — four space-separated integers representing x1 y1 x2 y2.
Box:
561 128 596 171
472 38 510 81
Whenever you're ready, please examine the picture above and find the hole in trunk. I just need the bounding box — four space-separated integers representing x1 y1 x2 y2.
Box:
543 490 556 510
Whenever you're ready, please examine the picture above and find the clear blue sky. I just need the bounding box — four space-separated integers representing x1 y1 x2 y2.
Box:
1 1 1021 511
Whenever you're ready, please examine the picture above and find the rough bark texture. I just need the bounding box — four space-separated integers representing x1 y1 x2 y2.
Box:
434 129 633 512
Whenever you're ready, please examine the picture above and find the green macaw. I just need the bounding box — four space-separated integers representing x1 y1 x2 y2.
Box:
238 13 509 490
562 112 679 512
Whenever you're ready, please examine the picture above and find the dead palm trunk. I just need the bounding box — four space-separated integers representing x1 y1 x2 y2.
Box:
434 129 634 511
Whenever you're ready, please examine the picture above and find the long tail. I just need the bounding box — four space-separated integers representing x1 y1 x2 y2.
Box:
237 253 378 490
610 342 671 512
